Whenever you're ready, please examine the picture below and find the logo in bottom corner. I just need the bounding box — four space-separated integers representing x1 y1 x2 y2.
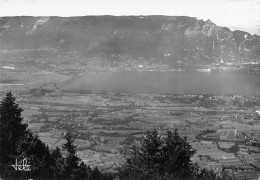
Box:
11 158 31 171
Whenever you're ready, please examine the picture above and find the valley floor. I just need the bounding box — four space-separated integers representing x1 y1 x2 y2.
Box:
0 70 260 179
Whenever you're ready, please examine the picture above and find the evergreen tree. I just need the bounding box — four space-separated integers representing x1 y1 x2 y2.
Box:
17 132 53 179
75 162 93 180
161 130 196 177
50 147 65 179
118 129 164 179
118 129 216 180
0 91 28 178
91 166 102 180
62 133 81 179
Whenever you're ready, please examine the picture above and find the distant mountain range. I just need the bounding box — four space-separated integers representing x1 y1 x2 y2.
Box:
0 16 259 66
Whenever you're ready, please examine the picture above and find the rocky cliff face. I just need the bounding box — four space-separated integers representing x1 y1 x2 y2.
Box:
0 16 259 65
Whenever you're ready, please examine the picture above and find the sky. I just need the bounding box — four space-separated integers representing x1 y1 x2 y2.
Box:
0 0 259 35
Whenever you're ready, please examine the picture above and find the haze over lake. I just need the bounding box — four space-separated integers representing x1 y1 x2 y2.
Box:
63 71 260 95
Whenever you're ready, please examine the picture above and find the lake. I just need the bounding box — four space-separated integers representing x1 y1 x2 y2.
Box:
63 71 260 95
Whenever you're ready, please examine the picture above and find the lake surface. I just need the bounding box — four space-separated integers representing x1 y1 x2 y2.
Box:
64 71 260 95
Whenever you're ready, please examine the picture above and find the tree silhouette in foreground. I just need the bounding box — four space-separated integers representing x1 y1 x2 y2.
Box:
118 129 217 180
62 133 81 179
0 91 28 178
17 132 53 179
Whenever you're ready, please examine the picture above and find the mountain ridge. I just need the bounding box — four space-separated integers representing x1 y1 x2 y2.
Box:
0 16 259 66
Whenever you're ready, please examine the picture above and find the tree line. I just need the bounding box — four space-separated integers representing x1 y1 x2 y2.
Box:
0 92 226 180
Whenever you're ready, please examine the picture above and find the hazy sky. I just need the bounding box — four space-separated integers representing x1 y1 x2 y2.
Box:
0 0 259 35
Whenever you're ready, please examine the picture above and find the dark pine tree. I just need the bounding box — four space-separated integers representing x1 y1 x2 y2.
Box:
161 130 196 177
17 132 53 179
118 129 164 179
0 91 28 178
62 133 81 179
50 147 65 180
118 129 216 180
75 162 93 180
